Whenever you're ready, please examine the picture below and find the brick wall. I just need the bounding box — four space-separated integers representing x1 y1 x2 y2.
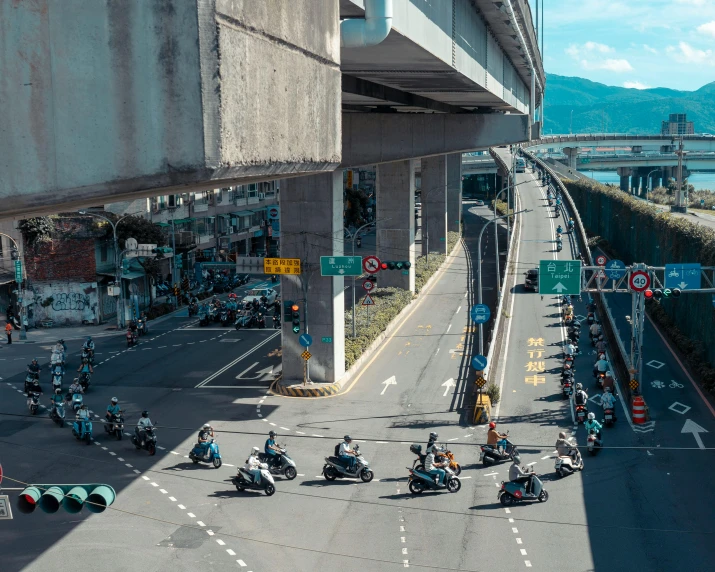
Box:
25 238 97 282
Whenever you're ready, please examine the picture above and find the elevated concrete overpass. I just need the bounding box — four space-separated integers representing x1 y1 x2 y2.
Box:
528 133 715 153
576 153 715 171
1 0 544 386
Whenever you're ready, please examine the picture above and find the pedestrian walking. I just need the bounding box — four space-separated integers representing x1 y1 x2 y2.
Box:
5 322 12 344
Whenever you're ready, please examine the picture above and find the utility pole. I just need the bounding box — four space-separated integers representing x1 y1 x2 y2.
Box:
673 137 687 212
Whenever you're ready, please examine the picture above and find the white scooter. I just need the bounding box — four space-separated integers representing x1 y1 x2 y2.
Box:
233 463 276 496
554 437 584 477
323 444 374 482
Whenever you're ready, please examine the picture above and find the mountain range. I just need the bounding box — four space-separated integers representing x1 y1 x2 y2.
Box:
543 73 715 135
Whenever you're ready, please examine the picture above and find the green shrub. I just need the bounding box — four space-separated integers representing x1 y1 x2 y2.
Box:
485 382 501 405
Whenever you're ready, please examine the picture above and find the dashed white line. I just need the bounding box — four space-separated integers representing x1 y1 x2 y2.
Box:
157 446 166 450
456 306 461 313
169 497 176 502
160 489 168 494
512 527 519 533
296 431 305 434
446 324 452 333
216 539 225 546
520 549 528 556
132 469 141 474
117 457 124 462
109 452 116 456
170 451 179 455
280 427 290 431
226 549 236 556
525 561 532 567
150 482 159 487
179 505 187 510
142 476 150 481
447 437 459 441
269 422 276 426
541 455 552 460
237 560 247 567
516 538 523 545
526 461 537 466
207 530 215 536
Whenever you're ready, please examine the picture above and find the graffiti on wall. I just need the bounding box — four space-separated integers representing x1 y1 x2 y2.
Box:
51 292 90 312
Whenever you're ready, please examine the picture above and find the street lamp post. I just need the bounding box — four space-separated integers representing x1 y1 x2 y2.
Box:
79 211 139 328
645 168 661 202
0 232 28 340
492 180 531 298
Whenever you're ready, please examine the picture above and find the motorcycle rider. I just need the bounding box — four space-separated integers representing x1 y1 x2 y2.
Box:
264 430 282 468
602 371 617 395
252 298 260 311
50 387 64 412
585 412 603 442
67 378 84 399
487 422 508 455
83 336 95 352
245 447 263 485
564 341 577 358
76 403 91 435
77 358 94 376
555 431 580 465
338 435 358 473
135 411 154 446
568 217 575 230
589 321 602 339
106 397 121 423
593 355 609 378
508 454 534 494
27 378 43 407
595 337 607 354
425 447 447 487
563 303 574 319
197 423 215 459
426 432 443 455
27 358 41 378
600 387 617 420
573 383 589 408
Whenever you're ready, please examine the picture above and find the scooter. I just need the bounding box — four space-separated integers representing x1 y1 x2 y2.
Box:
587 312 595 325
587 429 602 455
576 404 588 424
28 391 40 415
81 349 94 365
188 302 199 317
50 350 65 367
220 309 231 327
408 463 460 494
104 412 124 440
199 310 210 327
70 392 84 413
498 469 548 505
411 444 462 475
137 317 149 336
126 329 138 347
603 407 616 426
79 372 91 392
189 438 223 468
323 444 374 482
554 439 584 477
562 377 574 399
49 400 66 427
258 447 298 480
72 418 93 445
132 426 158 455
233 463 276 496
234 311 254 330
25 372 39 394
595 371 606 389
479 434 518 466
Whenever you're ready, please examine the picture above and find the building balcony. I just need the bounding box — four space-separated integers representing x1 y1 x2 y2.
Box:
194 203 209 213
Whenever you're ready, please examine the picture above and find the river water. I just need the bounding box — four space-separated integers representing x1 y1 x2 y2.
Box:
585 170 715 191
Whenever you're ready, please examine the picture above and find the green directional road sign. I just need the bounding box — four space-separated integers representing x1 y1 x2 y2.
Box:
320 256 362 276
14 260 22 282
539 260 581 295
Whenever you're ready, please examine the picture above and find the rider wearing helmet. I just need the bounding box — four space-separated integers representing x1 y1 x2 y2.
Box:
602 371 616 395
339 435 358 472
487 422 509 454
585 412 603 441
135 411 153 446
106 397 120 422
508 454 534 494
573 383 588 407
264 430 282 467
83 336 95 351
600 387 616 419
198 423 214 458
426 432 442 454
245 447 263 485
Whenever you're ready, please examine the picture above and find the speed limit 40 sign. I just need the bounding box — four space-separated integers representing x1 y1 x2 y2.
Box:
629 270 650 292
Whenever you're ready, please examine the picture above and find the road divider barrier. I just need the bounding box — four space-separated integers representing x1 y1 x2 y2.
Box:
473 394 491 424
272 380 341 398
632 396 647 424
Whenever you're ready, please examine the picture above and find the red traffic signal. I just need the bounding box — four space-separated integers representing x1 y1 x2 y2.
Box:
380 263 388 270
644 289 654 299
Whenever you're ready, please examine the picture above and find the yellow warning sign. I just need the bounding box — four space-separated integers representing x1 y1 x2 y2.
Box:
264 258 301 275
301 350 312 361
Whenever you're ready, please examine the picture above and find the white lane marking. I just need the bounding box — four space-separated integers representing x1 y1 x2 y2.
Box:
169 497 176 501
157 446 166 450
226 548 236 556
150 482 159 487
525 561 532 567
117 457 124 462
456 306 461 314
504 508 511 514
464 291 468 298
216 539 225 546
237 560 247 567
196 519 204 525
516 538 523 544
160 489 168 494
464 434 472 438
509 518 514 523
446 324 452 333
296 431 305 435
170 451 179 455
224 463 235 467
312 434 324 438
207 530 215 536
173 344 182 347
101 447 108 451
484 472 498 477
257 414 262 418
179 506 187 510
459 476 472 479
526 461 537 466
402 548 408 555
125 463 133 468
541 455 552 460
133 469 141 474
512 527 519 533
269 422 276 426
521 549 528 556
280 427 290 431
447 437 459 441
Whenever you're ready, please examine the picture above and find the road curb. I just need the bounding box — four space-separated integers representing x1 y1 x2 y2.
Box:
271 380 341 398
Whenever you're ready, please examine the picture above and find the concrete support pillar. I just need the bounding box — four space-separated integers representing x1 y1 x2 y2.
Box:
617 167 630 192
630 169 640 195
421 155 448 256
563 147 579 169
446 153 462 233
280 171 345 384
376 160 416 291
650 172 661 190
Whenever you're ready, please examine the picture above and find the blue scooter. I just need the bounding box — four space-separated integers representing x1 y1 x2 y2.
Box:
189 438 222 468
498 468 549 505
72 418 93 445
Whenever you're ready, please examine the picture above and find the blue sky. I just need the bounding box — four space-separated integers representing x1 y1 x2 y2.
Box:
539 0 715 91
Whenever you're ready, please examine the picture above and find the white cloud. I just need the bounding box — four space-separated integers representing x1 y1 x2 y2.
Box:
697 20 715 38
643 44 659 54
566 42 633 72
666 41 714 64
623 81 651 89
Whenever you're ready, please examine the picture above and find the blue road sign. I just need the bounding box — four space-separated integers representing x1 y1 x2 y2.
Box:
605 260 626 281
471 355 488 370
664 263 701 290
299 333 313 347
470 304 491 324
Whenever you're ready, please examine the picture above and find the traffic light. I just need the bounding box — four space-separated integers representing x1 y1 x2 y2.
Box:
283 300 294 323
653 289 663 300
173 284 179 297
644 289 654 299
672 288 682 298
380 261 412 270
291 303 301 334
17 484 116 515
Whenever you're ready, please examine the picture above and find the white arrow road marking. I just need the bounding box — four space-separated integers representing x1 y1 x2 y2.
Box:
681 418 708 449
442 378 456 397
381 375 397 395
235 362 274 381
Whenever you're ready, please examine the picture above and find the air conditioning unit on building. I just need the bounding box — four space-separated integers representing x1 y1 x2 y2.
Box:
258 193 266 199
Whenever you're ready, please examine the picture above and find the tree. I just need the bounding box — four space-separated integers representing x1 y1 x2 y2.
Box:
94 213 166 248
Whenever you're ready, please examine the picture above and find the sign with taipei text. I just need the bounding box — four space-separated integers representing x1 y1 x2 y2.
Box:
538 260 581 295
264 258 301 275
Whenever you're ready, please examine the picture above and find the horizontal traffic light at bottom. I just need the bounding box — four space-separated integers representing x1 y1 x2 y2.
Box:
17 484 116 514
644 288 681 300
380 261 411 270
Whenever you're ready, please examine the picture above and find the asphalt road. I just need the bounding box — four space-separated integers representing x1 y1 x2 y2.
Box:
2 167 714 571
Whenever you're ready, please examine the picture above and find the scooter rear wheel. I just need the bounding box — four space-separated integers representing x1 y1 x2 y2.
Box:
323 466 337 481
499 493 514 506
409 480 425 495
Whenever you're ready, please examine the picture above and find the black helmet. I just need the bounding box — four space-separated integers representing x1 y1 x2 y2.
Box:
344 435 352 442
141 410 149 418
269 431 276 437
429 432 438 440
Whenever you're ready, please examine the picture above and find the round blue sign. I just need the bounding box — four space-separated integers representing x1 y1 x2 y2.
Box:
470 304 491 324
471 355 488 370
605 260 626 281
299 333 313 347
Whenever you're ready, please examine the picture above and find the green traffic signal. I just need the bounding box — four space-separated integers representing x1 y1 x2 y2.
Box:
382 261 411 270
17 484 116 514
663 288 672 298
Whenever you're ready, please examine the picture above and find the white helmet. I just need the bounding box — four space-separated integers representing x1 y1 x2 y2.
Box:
203 423 211 430
606 371 612 377
587 412 595 420
111 397 118 404
251 446 260 455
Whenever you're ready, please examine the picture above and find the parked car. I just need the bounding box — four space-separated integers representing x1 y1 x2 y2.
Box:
524 268 538 291
474 199 485 206
242 288 278 305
